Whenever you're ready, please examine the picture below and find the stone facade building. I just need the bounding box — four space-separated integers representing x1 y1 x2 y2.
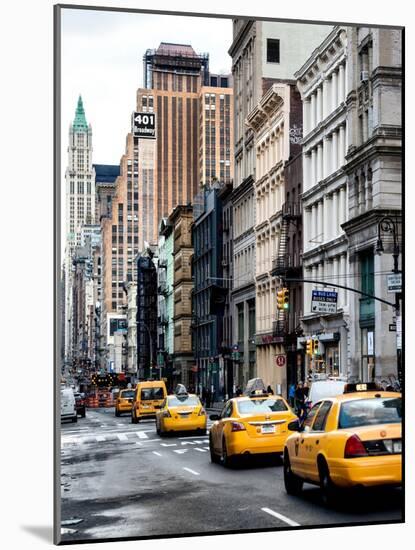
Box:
247 83 303 394
342 27 402 382
229 20 331 390
295 26 350 379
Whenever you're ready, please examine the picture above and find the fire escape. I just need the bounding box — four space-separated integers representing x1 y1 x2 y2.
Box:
271 201 302 342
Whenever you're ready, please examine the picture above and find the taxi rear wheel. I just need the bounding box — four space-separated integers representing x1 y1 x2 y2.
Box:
115 410 120 417
209 434 219 463
283 451 303 495
131 411 139 424
318 459 336 507
221 438 233 468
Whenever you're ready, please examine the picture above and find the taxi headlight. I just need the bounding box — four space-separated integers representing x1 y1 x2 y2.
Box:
162 410 171 418
198 408 206 416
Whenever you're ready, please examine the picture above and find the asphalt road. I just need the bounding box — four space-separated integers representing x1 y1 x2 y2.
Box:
60 407 403 542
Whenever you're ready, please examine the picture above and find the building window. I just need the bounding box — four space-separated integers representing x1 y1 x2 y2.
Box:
267 39 280 63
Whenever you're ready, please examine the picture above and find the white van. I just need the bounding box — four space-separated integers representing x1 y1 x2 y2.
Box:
306 378 347 407
61 387 77 423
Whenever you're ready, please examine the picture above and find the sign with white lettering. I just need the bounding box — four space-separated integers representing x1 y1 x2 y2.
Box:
132 112 156 139
311 290 338 314
387 273 402 293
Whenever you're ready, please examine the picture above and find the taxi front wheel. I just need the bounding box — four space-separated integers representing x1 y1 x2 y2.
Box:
283 451 303 495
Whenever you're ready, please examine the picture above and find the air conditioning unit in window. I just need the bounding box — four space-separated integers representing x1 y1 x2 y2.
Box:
360 70 369 82
221 260 228 267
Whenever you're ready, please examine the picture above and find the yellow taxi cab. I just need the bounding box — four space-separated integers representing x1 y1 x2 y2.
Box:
283 383 402 505
209 378 298 467
155 385 207 435
131 380 167 424
115 388 135 416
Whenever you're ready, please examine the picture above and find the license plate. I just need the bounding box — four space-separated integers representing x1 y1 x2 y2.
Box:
261 425 276 434
393 440 402 453
142 404 150 409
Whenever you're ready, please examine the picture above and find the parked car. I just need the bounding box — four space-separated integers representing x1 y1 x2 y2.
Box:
61 387 77 423
74 392 86 418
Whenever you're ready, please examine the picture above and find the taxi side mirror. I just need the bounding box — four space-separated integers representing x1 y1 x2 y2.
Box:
288 419 304 432
209 414 220 421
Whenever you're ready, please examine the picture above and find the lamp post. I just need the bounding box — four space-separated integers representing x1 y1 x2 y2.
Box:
375 216 402 386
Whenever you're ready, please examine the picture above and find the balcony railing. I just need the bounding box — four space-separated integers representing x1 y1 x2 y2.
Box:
282 201 302 219
272 251 303 275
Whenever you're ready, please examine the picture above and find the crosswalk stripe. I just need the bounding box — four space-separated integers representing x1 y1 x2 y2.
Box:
117 434 128 441
152 451 162 456
136 431 149 439
96 436 106 442
173 449 188 454
160 443 176 447
194 448 207 452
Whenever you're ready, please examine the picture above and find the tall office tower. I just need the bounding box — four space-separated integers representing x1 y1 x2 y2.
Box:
136 43 209 246
229 20 332 388
64 96 96 362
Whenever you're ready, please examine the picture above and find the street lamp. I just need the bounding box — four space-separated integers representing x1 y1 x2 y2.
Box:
376 216 402 386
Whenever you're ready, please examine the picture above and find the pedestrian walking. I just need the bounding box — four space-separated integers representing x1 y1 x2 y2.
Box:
201 386 207 405
288 383 296 407
206 387 212 408
267 385 274 395
235 385 243 397
294 381 305 416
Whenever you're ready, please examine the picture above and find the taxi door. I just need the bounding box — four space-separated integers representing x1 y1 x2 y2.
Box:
291 402 322 478
212 401 233 454
302 400 333 482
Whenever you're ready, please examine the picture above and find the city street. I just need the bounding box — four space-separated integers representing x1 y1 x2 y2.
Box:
60 408 403 542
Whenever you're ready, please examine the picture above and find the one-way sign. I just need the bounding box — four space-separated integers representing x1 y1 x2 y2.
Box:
311 290 338 314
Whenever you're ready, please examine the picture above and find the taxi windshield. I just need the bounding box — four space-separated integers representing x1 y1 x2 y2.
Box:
167 395 199 407
338 397 402 429
120 390 135 399
141 387 165 401
237 398 288 414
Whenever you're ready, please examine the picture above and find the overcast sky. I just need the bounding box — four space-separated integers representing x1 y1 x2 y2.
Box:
61 8 233 168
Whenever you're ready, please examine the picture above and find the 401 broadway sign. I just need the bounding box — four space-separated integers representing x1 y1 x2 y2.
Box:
311 290 338 314
132 112 156 138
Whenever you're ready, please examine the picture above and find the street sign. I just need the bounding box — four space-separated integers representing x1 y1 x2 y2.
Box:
275 354 286 367
387 273 402 293
311 290 338 314
132 112 156 139
389 324 397 331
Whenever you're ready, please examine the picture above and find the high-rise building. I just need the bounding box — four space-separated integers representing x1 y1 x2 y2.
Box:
136 43 234 246
228 20 331 389
64 96 96 362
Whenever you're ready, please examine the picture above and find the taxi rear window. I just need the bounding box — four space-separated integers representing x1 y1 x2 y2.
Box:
167 396 199 407
237 398 288 414
120 390 134 399
338 397 402 429
141 387 165 400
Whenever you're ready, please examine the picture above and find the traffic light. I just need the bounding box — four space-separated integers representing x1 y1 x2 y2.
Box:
277 288 289 310
306 339 313 356
277 289 285 310
313 339 320 355
283 288 289 310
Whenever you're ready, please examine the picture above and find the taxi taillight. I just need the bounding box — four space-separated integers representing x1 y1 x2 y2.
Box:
344 434 368 458
231 421 246 432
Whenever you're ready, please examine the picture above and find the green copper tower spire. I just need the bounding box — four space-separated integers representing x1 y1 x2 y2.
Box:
73 95 88 132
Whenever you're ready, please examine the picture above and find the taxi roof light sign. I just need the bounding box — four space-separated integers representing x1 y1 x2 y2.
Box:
344 382 379 393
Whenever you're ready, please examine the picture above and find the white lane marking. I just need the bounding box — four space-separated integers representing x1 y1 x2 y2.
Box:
152 451 162 457
203 446 210 450
117 423 124 426
136 442 142 446
136 431 149 439
181 441 197 445
194 448 208 452
173 449 188 454
117 434 128 441
261 507 300 527
183 467 200 476
160 443 177 447
179 435 206 440
96 436 106 442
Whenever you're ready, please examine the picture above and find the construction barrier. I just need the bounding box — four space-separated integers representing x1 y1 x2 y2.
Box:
86 395 99 408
